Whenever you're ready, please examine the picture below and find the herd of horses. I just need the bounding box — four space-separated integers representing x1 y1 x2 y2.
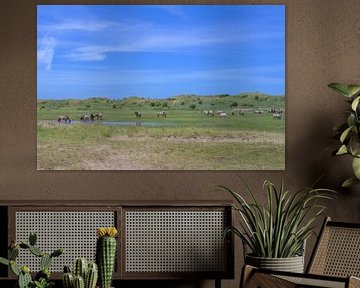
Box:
133 111 167 119
201 108 283 119
57 108 283 124
57 111 168 123
57 113 103 123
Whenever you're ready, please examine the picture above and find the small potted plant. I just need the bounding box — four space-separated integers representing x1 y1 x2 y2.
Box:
62 258 98 288
221 179 334 273
328 82 360 187
0 232 64 288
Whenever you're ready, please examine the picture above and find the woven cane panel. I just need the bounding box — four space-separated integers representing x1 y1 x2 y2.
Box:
125 210 227 273
277 275 345 288
15 211 115 272
310 226 360 277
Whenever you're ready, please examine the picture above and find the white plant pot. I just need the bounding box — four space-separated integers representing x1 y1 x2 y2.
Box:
245 254 305 273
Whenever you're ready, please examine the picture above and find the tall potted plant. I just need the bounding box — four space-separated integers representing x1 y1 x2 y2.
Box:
222 179 334 273
328 82 360 187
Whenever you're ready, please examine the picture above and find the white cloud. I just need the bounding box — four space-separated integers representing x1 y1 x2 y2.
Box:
65 46 109 61
37 36 57 70
62 21 283 62
38 21 112 32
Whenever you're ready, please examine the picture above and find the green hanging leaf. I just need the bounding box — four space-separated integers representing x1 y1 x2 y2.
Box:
349 135 360 157
352 157 360 179
340 126 353 143
336 145 348 155
347 85 360 97
342 177 360 188
352 96 360 111
347 114 356 128
328 83 351 97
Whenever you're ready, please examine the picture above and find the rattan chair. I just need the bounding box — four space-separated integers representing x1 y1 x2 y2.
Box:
241 217 360 288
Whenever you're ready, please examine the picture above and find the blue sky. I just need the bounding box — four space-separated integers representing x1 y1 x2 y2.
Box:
37 5 285 99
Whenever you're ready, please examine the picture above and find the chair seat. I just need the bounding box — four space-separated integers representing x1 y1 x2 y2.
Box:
243 265 360 288
241 218 360 288
277 274 346 288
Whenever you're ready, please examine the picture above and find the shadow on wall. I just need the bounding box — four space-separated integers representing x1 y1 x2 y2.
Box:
290 101 360 221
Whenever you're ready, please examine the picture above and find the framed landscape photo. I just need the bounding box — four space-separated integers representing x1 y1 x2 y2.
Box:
37 4 285 170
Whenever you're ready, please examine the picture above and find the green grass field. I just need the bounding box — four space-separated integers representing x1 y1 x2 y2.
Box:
37 94 285 170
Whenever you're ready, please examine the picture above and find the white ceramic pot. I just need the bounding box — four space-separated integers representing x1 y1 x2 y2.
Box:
245 254 305 273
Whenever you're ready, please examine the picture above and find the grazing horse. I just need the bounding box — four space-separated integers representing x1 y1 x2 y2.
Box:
58 115 71 123
202 110 214 117
80 114 91 122
157 111 166 117
218 112 228 117
134 111 142 119
91 113 103 121
273 113 282 119
271 108 283 114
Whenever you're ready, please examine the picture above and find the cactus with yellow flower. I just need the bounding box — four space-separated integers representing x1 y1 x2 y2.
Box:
96 227 118 288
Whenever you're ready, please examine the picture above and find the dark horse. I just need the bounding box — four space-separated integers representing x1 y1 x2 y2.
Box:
134 111 142 118
58 115 71 123
91 113 103 121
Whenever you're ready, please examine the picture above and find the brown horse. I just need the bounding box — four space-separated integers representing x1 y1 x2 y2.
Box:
134 111 142 118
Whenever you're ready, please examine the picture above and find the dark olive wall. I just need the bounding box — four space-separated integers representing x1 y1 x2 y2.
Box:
1 0 360 287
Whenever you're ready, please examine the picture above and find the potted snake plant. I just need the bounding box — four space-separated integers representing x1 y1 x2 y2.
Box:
221 178 334 273
328 83 360 187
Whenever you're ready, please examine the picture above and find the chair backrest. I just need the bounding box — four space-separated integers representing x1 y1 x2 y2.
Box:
307 217 360 277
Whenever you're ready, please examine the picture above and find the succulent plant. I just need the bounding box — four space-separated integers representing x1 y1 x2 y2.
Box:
0 232 63 288
96 227 118 288
63 259 98 288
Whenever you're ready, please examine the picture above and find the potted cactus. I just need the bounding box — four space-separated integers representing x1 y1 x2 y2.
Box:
96 227 118 288
62 258 98 288
0 232 63 288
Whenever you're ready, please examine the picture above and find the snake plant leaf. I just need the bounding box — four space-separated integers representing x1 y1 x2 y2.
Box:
222 180 335 258
351 96 360 111
328 83 352 97
336 144 348 155
352 157 360 179
342 177 360 188
340 126 353 143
